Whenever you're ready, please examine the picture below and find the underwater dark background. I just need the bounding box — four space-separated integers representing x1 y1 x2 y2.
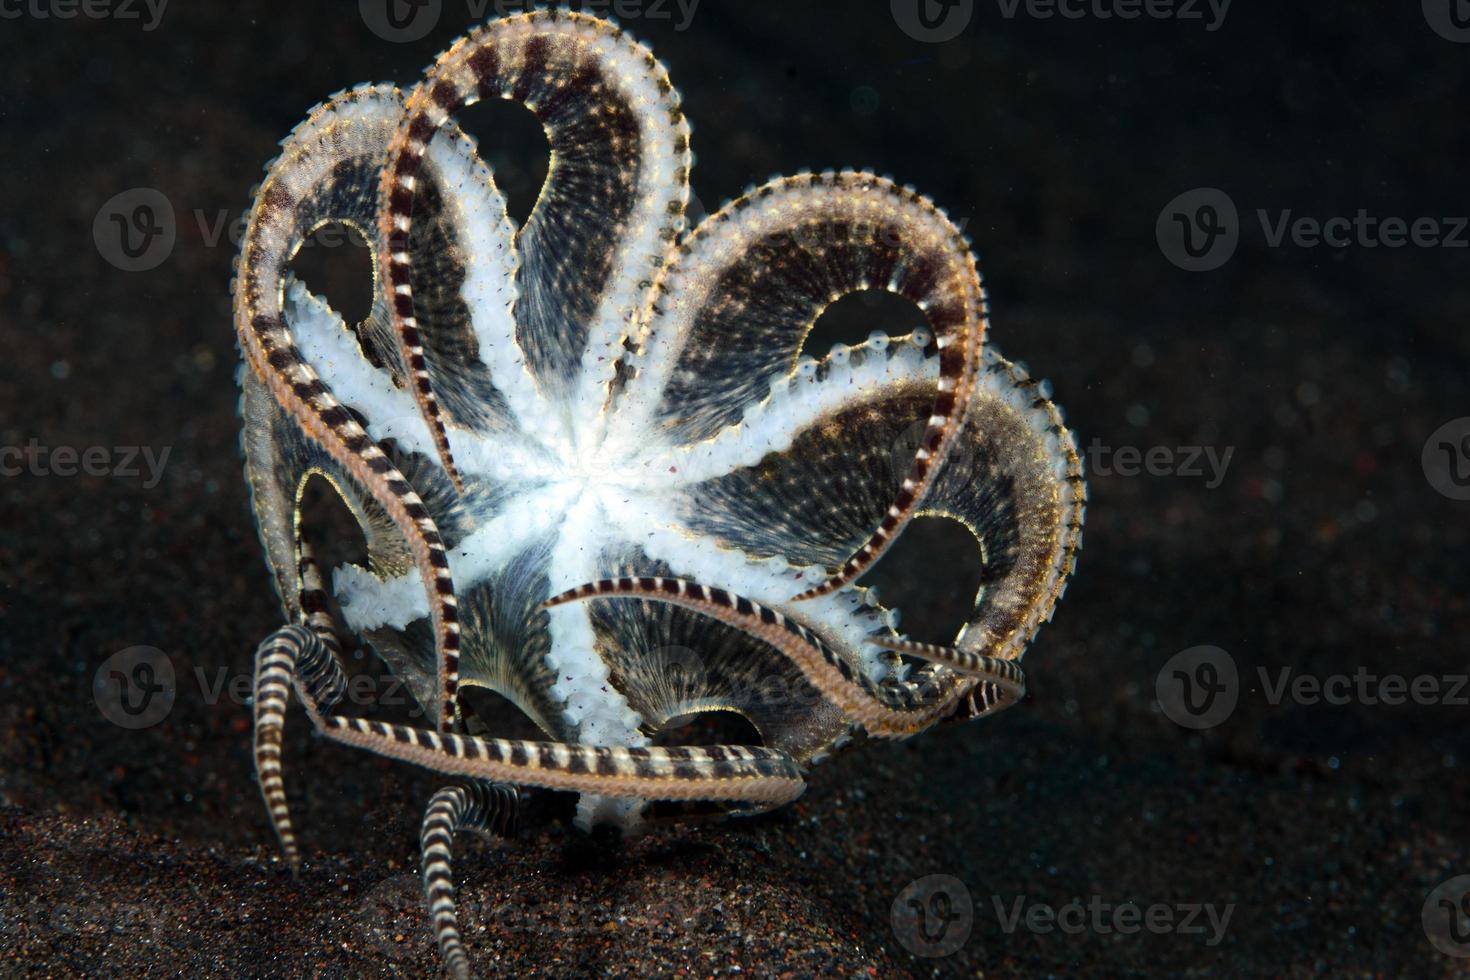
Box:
1 0 1468 975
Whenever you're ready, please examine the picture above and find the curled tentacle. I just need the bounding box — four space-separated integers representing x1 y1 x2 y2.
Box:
608 170 986 600
543 576 974 739
253 623 349 873
868 636 1026 723
869 635 1024 690
378 8 693 473
264 608 796 805
421 782 519 980
673 345 1085 668
234 85 464 731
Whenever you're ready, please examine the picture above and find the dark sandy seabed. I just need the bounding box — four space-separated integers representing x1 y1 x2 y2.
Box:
1 2 1468 976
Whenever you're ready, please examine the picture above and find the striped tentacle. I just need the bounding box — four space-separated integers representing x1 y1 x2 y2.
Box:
379 8 692 469
787 180 986 600
949 350 1088 666
670 344 1086 691
295 538 349 707
234 87 462 731
421 782 519 980
609 171 986 601
868 635 1025 705
543 577 974 738
253 623 349 872
884 349 1086 683
317 716 805 804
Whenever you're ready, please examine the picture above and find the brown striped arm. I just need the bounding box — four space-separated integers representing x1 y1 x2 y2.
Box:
420 782 519 980
580 554 862 767
252 535 358 873
867 636 1026 721
678 349 1085 674
255 535 803 808
608 171 986 601
253 622 349 873
313 716 805 805
869 635 1025 683
379 9 693 482
543 577 975 739
234 85 468 732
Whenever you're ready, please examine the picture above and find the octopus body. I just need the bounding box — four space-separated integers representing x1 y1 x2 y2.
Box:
233 10 1084 976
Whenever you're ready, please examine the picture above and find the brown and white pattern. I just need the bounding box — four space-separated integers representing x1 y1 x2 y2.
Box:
233 9 1084 977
